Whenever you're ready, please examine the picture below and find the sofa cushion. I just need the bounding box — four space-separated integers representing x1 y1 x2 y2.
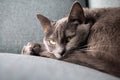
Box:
0 0 86 53
0 53 119 80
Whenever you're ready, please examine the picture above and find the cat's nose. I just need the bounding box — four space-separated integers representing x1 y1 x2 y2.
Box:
59 50 66 56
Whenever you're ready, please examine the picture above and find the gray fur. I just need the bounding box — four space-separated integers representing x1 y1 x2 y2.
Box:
22 2 120 77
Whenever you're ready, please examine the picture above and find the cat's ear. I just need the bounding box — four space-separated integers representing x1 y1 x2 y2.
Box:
68 2 85 23
37 14 51 34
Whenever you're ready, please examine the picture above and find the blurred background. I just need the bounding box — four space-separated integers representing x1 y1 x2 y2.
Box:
0 0 120 54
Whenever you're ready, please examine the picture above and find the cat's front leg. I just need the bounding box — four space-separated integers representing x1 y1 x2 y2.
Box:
22 42 56 58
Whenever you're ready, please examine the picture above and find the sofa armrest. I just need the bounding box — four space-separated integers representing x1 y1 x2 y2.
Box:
89 0 120 8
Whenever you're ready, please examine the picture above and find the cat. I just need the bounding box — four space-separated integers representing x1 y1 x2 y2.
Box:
22 1 120 77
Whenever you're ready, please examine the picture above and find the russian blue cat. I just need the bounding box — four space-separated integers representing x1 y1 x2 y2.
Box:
22 2 120 77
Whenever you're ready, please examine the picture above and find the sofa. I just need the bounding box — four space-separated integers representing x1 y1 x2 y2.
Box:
0 0 120 80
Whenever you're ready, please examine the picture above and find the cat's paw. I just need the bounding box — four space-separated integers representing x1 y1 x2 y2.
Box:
22 42 42 56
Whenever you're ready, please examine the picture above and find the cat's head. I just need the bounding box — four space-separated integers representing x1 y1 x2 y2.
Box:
37 2 91 59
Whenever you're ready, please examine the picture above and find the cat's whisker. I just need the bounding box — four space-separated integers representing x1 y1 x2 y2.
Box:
86 40 112 46
76 41 107 49
79 45 88 48
79 48 108 54
79 42 119 49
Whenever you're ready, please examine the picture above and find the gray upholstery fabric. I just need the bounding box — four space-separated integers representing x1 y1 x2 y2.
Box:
0 0 86 54
89 0 120 8
0 53 119 80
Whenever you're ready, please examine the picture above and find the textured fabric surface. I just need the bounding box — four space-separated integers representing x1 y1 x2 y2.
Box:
0 53 119 80
0 0 86 53
89 0 120 8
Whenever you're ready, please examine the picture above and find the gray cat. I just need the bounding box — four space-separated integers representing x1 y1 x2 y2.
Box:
22 2 120 77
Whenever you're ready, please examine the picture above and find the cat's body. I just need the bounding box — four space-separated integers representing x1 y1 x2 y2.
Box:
22 2 120 77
